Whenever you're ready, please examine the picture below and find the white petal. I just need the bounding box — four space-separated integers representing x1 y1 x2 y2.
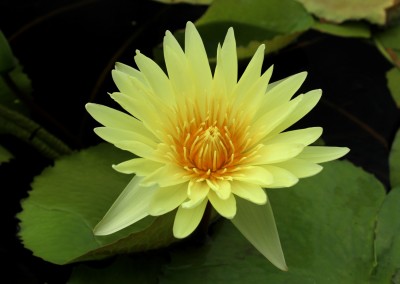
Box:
231 181 267 205
252 143 304 165
208 190 236 219
231 198 287 271
148 183 188 216
297 146 350 163
94 176 156 235
173 198 208 239
261 165 299 188
112 158 163 175
262 127 322 146
274 158 323 178
231 166 274 187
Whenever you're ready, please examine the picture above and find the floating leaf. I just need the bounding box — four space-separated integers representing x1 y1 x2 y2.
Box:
161 161 387 283
374 24 400 67
386 67 400 107
0 144 13 164
152 0 212 4
0 31 16 74
295 0 394 25
313 21 371 38
18 143 180 265
390 128 400 188
370 186 400 283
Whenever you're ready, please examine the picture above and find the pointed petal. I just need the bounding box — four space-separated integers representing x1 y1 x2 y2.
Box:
261 165 299 188
208 190 236 219
134 51 175 104
231 166 274 187
173 198 208 239
182 181 209 208
252 143 304 165
148 183 188 216
141 164 191 187
94 127 157 148
231 198 287 271
274 158 323 178
115 62 149 86
220 27 237 94
112 158 163 175
262 127 322 146
271 89 322 135
231 181 267 205
185 22 212 96
94 176 156 235
297 146 350 163
114 140 156 160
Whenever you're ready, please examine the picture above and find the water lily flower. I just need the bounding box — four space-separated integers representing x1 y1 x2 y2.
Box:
85 21 349 271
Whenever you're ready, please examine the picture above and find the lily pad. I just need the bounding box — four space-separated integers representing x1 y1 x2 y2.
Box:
0 144 13 164
295 0 394 25
160 160 387 283
374 24 400 68
389 128 400 188
386 67 400 108
370 186 400 283
0 31 16 74
17 143 179 265
312 21 371 38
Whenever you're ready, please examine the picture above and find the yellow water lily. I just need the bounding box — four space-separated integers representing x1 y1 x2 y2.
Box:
86 21 349 271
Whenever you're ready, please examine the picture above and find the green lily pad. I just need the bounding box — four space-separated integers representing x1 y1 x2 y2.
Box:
370 186 400 283
0 144 13 164
312 21 371 38
374 24 400 68
17 143 179 265
160 160 387 283
153 0 212 4
295 0 393 25
389 128 400 188
386 67 400 108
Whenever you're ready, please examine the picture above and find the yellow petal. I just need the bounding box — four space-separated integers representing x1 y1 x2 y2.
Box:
209 179 231 200
94 127 157 148
274 158 323 178
183 181 210 208
185 22 212 97
208 189 236 219
148 183 188 216
220 27 237 94
232 198 287 271
94 176 156 235
231 181 267 205
115 62 149 86
231 166 274 187
114 140 157 161
141 164 191 187
297 146 350 163
173 198 208 239
112 158 163 175
134 51 175 105
262 127 322 146
271 89 322 135
262 165 299 188
252 143 304 165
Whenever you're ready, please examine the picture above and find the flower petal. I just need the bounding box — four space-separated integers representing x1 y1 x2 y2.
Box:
185 22 212 97
94 127 157 148
220 27 237 94
141 164 191 187
112 158 163 175
262 127 322 146
231 166 273 187
252 143 305 165
94 176 156 235
261 165 299 188
173 198 208 239
182 181 210 208
231 198 287 271
115 62 149 86
148 183 188 216
274 158 323 178
231 181 267 205
297 146 350 163
271 89 322 135
208 189 236 219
